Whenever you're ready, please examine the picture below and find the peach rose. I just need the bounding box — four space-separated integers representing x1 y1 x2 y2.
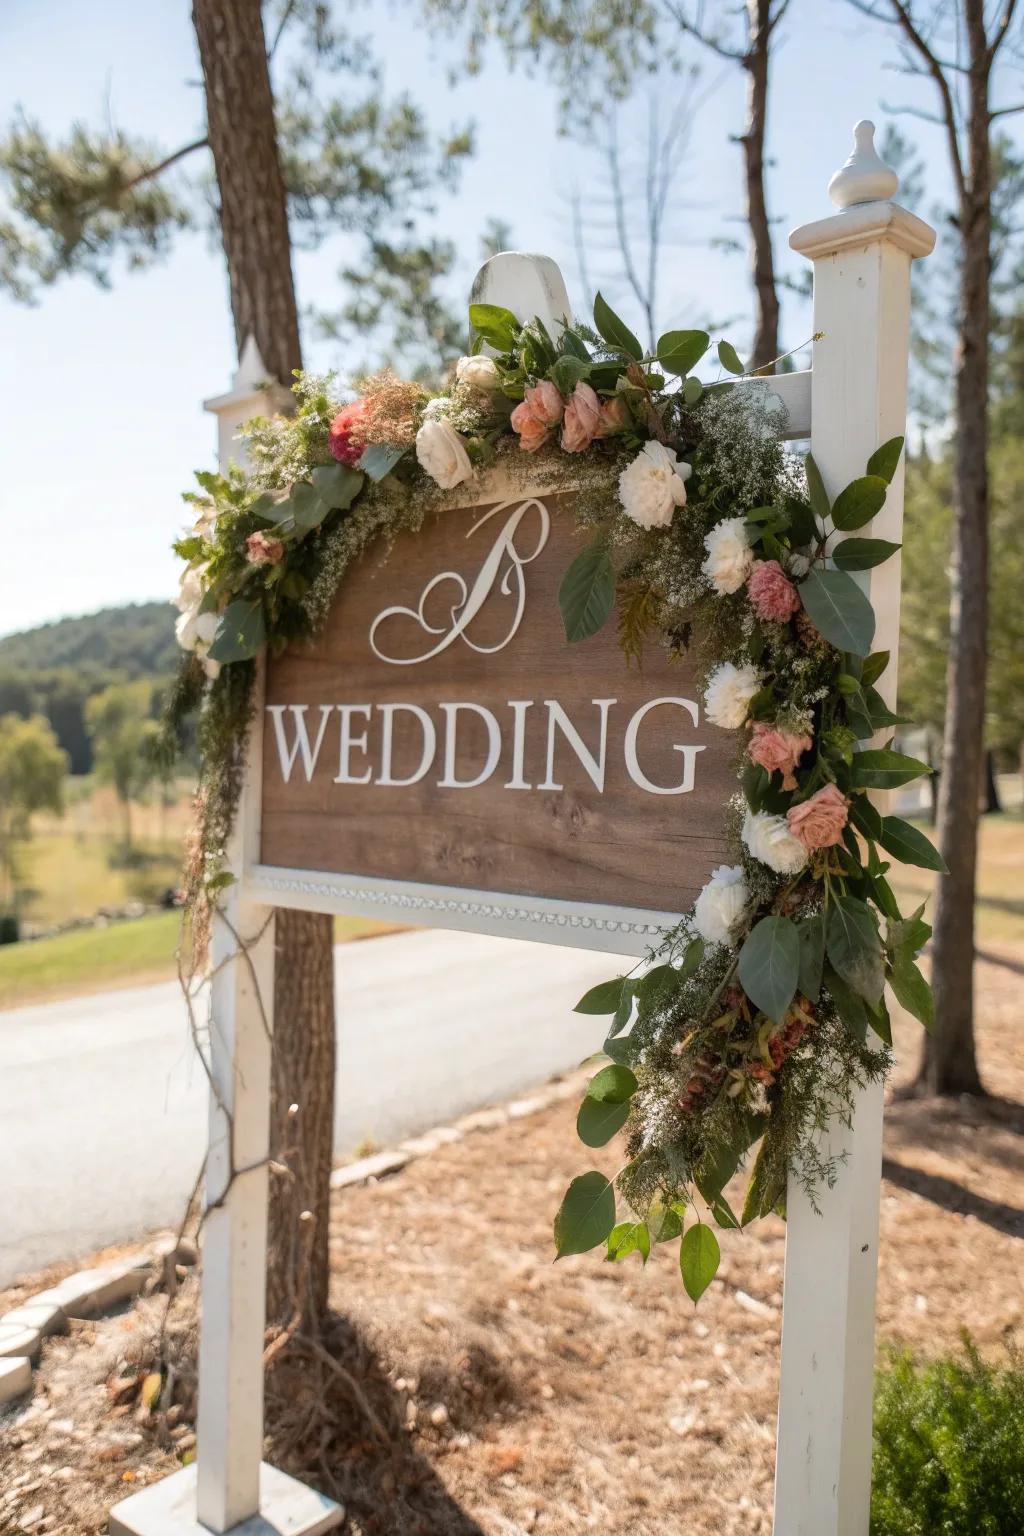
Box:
561 381 602 453
748 721 813 791
747 559 800 622
594 395 631 438
246 530 284 566
786 783 849 850
510 380 565 452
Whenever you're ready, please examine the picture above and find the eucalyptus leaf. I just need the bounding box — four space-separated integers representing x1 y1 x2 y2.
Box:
586 1063 638 1104
312 462 364 511
290 481 329 531
832 538 902 572
207 597 266 664
594 292 642 359
680 1223 721 1303
797 913 825 1003
577 1096 630 1148
683 375 704 404
357 443 404 482
717 339 745 375
554 1171 616 1257
799 567 876 656
656 328 710 376
550 355 592 393
609 978 637 1036
741 1137 786 1226
606 1220 650 1264
738 915 801 1024
559 544 616 643
831 475 889 532
638 963 676 1008
648 1198 684 1243
866 435 904 484
574 975 628 1014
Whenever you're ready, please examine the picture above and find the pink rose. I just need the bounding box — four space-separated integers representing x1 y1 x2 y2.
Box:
328 400 369 466
748 559 801 623
560 381 602 453
246 530 284 567
594 396 631 438
786 784 849 850
748 721 813 791
510 380 565 453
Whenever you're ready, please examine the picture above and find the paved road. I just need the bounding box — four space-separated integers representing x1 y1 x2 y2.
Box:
0 929 630 1286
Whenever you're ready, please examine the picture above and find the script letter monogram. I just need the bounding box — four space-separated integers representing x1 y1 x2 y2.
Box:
369 498 551 665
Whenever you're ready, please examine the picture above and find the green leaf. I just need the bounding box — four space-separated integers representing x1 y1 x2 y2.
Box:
878 817 948 873
602 1031 638 1066
606 1220 650 1264
832 538 902 572
248 491 288 525
656 328 710 376
311 463 364 511
290 481 329 531
550 355 591 393
888 908 932 961
861 650 891 687
574 975 628 1015
823 963 871 1043
683 375 704 404
797 914 825 1004
831 475 889 532
357 443 404 482
741 1137 785 1226
804 452 831 523
594 292 642 359
866 435 904 484
849 793 884 842
468 302 519 351
738 916 801 1024
680 1223 720 1303
586 1064 638 1104
207 597 266 663
648 1198 684 1243
679 935 706 981
638 963 676 1008
800 567 876 655
852 750 932 790
827 896 885 1005
559 328 592 361
554 1172 616 1257
577 1097 630 1148
559 544 615 643
718 339 744 375
888 955 934 1030
609 979 637 1036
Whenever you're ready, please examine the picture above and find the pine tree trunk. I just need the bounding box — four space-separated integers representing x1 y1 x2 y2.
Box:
916 5 990 1098
742 0 780 373
193 0 335 1329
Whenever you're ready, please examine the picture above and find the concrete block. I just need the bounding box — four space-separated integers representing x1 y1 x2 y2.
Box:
54 1260 149 1319
0 1323 41 1362
109 1461 343 1536
0 1356 32 1405
329 1148 409 1190
2 1296 66 1338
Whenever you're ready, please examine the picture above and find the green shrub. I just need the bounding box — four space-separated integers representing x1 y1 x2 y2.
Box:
872 1337 1024 1535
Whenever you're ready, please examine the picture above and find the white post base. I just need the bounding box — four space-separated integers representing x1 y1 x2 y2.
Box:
109 1463 343 1536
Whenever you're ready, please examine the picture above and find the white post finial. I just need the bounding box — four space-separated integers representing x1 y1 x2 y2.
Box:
828 119 899 209
471 251 573 338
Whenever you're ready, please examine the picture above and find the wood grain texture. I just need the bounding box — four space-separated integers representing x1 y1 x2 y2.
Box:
261 493 737 916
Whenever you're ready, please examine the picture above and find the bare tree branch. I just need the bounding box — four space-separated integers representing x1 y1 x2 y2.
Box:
117 136 209 197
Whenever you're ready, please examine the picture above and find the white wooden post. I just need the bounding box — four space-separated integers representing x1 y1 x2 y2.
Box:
471 250 572 337
109 341 341 1536
773 124 934 1536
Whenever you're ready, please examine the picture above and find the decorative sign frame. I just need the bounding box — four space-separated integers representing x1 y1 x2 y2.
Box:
110 122 935 1536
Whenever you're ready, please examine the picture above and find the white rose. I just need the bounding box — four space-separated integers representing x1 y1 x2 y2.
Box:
702 516 753 595
693 865 749 946
415 418 474 490
618 441 692 530
175 606 199 652
175 564 204 613
704 661 762 730
455 354 500 391
742 810 808 876
788 552 810 577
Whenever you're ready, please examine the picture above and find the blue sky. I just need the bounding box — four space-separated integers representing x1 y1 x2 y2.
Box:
2 0 1018 637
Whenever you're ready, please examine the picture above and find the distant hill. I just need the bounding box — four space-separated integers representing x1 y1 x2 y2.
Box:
0 601 178 679
0 602 179 774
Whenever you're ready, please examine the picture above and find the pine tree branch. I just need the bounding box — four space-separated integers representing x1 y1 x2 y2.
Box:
116 136 209 197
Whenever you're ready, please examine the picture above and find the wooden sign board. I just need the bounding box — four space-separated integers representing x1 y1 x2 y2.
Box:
253 490 737 954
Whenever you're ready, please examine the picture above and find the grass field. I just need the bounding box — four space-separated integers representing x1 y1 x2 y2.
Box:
0 911 401 1011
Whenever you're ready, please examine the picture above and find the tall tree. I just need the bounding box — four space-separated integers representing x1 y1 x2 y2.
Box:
845 0 1023 1095
420 0 789 366
0 714 67 912
0 0 471 1331
85 680 159 847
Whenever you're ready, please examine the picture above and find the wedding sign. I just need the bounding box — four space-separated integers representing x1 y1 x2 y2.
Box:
260 491 736 916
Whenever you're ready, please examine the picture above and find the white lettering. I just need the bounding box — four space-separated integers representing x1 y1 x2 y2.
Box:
378 703 436 788
624 697 705 795
267 703 334 784
504 700 534 790
334 704 373 785
539 699 616 793
438 703 502 789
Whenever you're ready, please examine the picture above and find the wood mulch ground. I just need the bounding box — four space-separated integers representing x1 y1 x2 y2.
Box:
2 946 1022 1536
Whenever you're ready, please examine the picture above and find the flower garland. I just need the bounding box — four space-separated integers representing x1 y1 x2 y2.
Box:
167 292 939 1304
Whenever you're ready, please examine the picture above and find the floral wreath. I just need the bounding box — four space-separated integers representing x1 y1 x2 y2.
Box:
166 293 939 1304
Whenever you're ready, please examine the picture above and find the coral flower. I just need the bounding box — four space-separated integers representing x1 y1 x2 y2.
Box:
747 558 801 622
328 400 369 466
786 784 849 850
